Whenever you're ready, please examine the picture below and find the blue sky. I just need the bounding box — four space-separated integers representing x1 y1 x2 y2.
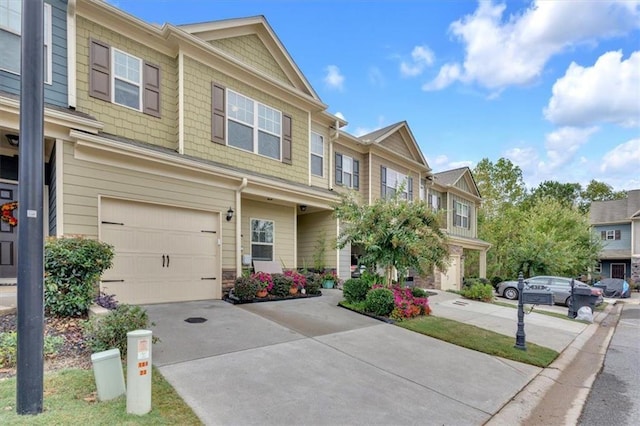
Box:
109 0 640 191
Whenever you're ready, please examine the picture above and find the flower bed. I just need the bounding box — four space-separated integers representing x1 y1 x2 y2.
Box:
224 271 323 304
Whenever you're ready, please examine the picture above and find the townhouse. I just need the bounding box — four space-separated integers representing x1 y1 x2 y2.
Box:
0 0 489 303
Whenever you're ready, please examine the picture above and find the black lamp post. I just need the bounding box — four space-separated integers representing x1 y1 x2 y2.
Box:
514 271 526 351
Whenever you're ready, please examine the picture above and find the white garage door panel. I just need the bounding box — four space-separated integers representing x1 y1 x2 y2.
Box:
101 198 220 304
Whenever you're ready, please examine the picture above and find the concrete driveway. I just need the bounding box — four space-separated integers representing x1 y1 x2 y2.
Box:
145 290 541 426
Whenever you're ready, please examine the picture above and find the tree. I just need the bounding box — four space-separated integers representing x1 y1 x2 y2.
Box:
473 158 527 217
333 189 449 286
528 181 582 208
579 180 627 213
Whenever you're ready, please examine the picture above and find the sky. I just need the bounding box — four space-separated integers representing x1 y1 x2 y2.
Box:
108 0 640 192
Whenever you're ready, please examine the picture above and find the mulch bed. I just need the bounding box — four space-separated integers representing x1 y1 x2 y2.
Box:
0 313 93 379
223 291 323 304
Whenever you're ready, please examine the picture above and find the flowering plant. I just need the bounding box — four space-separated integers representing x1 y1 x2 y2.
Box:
251 272 274 291
390 286 431 320
284 270 306 289
320 270 338 282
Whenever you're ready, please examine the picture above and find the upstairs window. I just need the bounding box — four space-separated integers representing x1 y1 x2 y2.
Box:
335 153 359 189
89 39 161 117
428 193 441 210
381 166 413 200
454 200 470 229
310 132 324 176
0 1 52 84
601 230 621 240
211 83 293 164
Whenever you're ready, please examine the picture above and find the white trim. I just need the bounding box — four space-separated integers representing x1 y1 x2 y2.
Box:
67 0 77 107
310 131 324 177
55 138 64 236
111 47 143 112
178 50 185 155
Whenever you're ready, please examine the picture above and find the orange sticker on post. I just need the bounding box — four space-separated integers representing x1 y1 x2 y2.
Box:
139 369 147 376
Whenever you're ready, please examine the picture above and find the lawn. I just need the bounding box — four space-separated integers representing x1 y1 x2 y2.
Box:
0 367 202 425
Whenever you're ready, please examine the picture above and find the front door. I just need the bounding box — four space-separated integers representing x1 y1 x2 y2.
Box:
0 182 18 279
611 264 625 279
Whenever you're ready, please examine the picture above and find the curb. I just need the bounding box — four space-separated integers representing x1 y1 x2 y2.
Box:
485 302 618 425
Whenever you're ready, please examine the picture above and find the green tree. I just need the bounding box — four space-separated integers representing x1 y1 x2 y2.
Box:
579 180 627 213
334 189 449 286
528 181 582 208
473 158 527 217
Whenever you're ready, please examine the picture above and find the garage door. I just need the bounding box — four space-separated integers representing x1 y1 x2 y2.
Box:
100 198 220 304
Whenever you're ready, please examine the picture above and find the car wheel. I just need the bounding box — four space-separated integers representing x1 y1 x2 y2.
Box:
503 287 519 300
565 296 572 307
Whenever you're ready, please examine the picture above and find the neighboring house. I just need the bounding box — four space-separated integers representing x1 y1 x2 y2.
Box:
1 0 488 302
590 189 640 283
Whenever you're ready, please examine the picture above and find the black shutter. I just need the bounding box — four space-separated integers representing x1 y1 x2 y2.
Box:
353 160 359 190
89 39 110 102
615 230 621 240
143 61 161 117
408 176 413 200
380 166 387 198
601 231 606 240
335 153 342 185
211 83 226 145
282 114 292 164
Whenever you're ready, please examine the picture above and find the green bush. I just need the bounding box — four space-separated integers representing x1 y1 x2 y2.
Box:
460 283 495 302
233 276 259 301
360 271 385 286
271 273 293 297
44 237 114 317
0 332 64 368
82 304 155 357
343 278 371 303
364 288 395 316
411 287 427 298
304 272 322 295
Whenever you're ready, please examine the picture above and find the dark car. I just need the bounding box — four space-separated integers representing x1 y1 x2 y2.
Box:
593 278 630 298
496 275 603 306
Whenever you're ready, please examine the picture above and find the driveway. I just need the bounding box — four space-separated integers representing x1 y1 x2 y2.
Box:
145 290 541 426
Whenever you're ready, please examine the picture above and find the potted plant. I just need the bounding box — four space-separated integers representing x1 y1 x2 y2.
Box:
251 272 273 297
321 270 338 289
284 270 307 294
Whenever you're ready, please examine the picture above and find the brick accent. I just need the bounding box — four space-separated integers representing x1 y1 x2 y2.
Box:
631 257 640 284
222 268 237 296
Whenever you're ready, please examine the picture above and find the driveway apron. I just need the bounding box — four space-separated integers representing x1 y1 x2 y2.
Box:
145 289 540 426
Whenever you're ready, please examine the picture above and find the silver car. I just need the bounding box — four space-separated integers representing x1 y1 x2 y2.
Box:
496 276 603 306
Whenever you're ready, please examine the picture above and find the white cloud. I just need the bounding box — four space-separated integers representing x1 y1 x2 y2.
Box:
324 65 345 91
505 146 539 174
422 63 461 91
448 160 474 169
600 139 640 173
539 126 598 172
544 51 640 127
400 45 435 77
432 155 449 166
426 0 640 90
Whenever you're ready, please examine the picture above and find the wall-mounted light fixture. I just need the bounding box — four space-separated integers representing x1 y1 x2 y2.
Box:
299 205 307 212
6 134 19 147
226 207 234 221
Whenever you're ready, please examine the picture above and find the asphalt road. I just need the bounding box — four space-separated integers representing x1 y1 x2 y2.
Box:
579 303 640 426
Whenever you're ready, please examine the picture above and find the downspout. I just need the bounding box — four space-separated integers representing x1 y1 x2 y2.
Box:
67 0 77 108
329 119 339 190
235 178 248 276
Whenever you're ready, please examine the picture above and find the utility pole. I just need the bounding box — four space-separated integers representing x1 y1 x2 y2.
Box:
17 0 45 415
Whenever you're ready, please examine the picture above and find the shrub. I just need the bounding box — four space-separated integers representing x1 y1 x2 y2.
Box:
343 278 371 303
304 273 322 295
44 236 114 317
95 292 119 310
411 287 427 298
233 276 260 301
360 270 385 286
0 332 64 368
271 273 293 297
390 286 431 321
284 270 307 289
82 304 155 357
364 288 394 316
460 283 495 302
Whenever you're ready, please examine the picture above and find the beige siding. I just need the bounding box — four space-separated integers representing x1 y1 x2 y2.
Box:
297 211 337 270
209 35 291 86
370 154 419 202
449 193 476 239
241 199 295 269
380 132 413 160
454 177 470 192
182 56 309 185
75 17 178 149
62 141 236 268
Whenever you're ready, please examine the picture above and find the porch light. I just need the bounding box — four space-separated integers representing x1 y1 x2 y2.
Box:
226 207 234 221
299 205 307 212
6 134 19 146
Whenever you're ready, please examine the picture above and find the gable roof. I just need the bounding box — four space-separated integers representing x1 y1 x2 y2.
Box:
433 167 482 199
357 121 429 170
590 189 640 224
178 16 319 101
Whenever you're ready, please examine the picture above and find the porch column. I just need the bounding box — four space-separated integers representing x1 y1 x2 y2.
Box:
479 249 487 279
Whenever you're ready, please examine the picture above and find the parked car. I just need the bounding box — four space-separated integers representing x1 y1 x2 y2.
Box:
496 276 603 306
593 278 630 298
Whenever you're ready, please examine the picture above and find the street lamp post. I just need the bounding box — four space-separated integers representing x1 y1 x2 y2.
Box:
514 271 526 351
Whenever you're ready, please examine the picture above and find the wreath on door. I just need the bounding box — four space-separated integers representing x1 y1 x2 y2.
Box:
1 201 18 226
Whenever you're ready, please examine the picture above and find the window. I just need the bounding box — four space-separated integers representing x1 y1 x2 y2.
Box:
335 153 359 189
89 39 161 117
454 201 470 228
251 219 274 261
601 230 621 240
0 1 52 84
381 166 412 200
428 193 441 210
310 132 324 176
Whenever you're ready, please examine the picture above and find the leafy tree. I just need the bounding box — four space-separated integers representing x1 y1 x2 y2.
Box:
527 181 582 208
579 180 627 213
473 158 527 217
334 189 449 286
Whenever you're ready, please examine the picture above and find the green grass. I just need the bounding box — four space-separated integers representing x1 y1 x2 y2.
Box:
398 316 559 368
0 367 202 425
492 300 606 320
